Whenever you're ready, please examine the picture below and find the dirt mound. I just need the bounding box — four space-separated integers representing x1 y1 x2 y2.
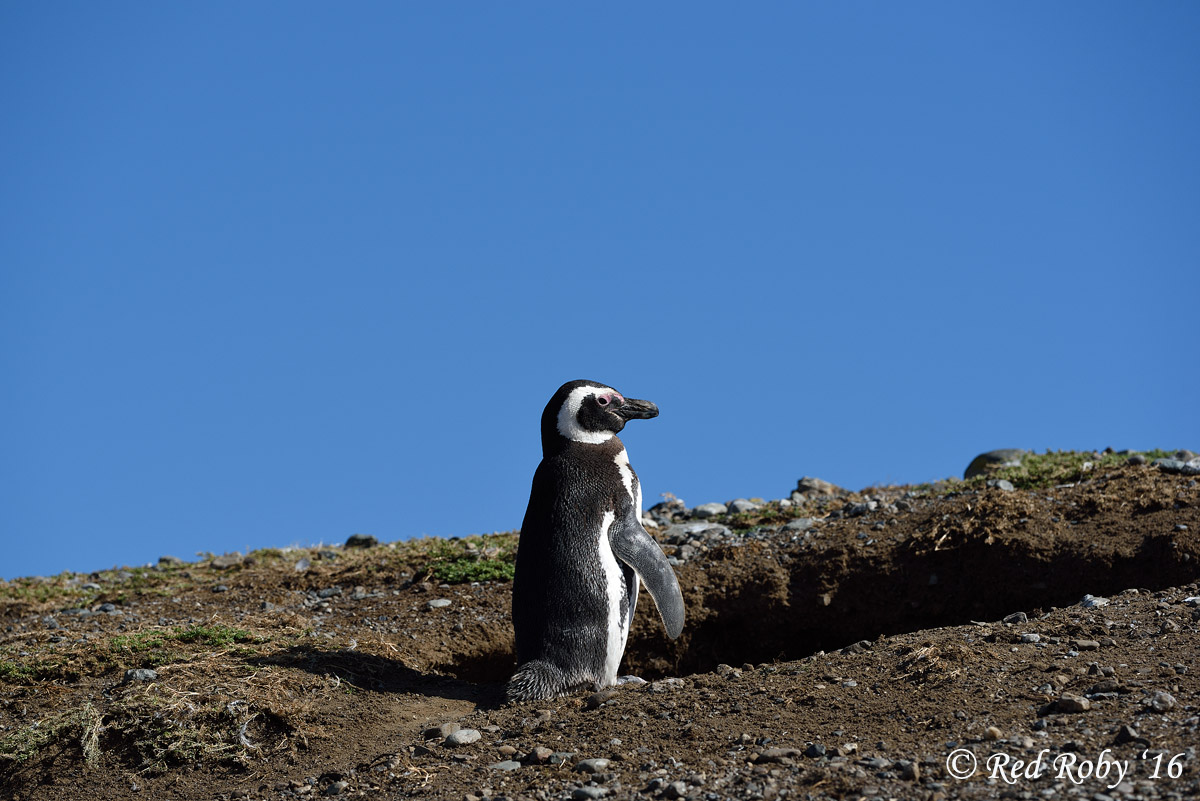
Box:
2 458 1198 800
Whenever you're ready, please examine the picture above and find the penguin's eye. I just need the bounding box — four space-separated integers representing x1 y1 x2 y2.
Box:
597 396 609 407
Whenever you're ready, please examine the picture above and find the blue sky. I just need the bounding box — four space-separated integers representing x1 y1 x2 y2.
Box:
3 3 1198 580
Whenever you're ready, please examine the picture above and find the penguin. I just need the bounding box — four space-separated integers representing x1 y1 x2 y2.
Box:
507 380 685 703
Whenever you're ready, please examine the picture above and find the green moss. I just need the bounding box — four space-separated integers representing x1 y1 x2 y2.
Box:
420 534 517 584
969 449 1174 491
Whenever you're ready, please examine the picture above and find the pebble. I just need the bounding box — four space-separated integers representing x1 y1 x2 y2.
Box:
584 688 619 710
727 498 761 514
984 726 1003 740
964 449 1026 479
1126 454 1147 465
1073 639 1101 650
572 788 607 800
1153 457 1200 475
1114 725 1150 746
793 476 844 497
123 668 158 683
691 502 728 519
1056 694 1091 713
211 553 244 569
1079 594 1109 608
323 781 348 796
1147 691 1176 712
426 598 452 610
1003 611 1028 624
804 743 827 758
986 479 1016 491
446 728 481 746
781 518 815 532
1020 633 1041 643
525 746 553 764
344 534 378 548
423 722 460 740
664 781 689 800
488 760 521 771
574 758 610 773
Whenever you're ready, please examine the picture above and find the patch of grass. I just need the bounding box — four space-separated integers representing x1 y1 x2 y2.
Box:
109 625 264 668
419 534 517 584
968 449 1173 491
0 703 102 767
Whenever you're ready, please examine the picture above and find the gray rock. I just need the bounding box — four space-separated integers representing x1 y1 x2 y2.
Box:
211 553 244 569
1126 453 1147 465
964 449 1027 479
1153 457 1200 475
446 728 481 746
1056 694 1091 713
124 668 158 683
489 759 522 771
1002 611 1028 624
317 586 343 599
781 517 816 532
157 556 184 567
664 781 689 800
986 479 1015 491
1020 633 1041 643
584 688 619 710
691 502 727 519
727 498 761 514
1073 639 1101 651
804 743 827 758
323 781 349 796
573 758 610 773
1147 691 1176 712
426 598 452 610
423 722 460 740
525 746 554 764
294 558 311 572
1113 725 1150 746
344 533 378 548
97 603 117 613
572 788 607 800
793 476 844 498
1175 449 1198 461
1080 594 1109 608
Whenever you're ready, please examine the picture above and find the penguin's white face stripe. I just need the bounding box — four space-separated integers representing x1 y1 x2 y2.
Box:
557 385 618 444
597 509 624 686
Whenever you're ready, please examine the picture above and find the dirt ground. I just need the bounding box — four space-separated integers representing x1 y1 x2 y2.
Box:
2 456 1198 800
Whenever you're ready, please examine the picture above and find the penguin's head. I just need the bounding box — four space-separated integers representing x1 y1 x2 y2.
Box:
541 379 659 452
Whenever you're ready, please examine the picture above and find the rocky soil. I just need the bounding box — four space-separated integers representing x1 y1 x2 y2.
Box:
2 451 1198 801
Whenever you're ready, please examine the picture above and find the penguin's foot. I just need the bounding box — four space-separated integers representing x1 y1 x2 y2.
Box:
615 675 647 686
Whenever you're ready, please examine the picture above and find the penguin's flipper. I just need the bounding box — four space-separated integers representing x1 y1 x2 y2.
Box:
610 516 685 639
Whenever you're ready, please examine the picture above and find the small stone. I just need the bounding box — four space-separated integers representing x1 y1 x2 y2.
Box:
294 558 311 572
664 781 689 800
344 534 378 549
755 747 802 764
781 518 815 532
524 746 553 764
898 760 920 781
488 760 522 771
1073 639 1101 650
793 476 844 497
1020 633 1041 643
1147 691 1176 712
573 758 610 773
1003 611 1028 624
157 556 184 567
426 598 452 610
1056 694 1091 713
123 668 158 683
692 502 728 519
446 728 481 746
572 788 607 800
583 688 619 710
727 498 761 514
212 585 229 593
323 781 349 796
804 743 826 758
986 479 1016 492
1113 725 1150 746
211 553 244 569
1126 454 1147 465
964 449 1026 479
1079 594 1109 608
984 726 1003 740
423 722 460 740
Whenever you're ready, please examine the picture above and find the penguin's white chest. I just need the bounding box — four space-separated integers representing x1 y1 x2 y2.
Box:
597 509 625 686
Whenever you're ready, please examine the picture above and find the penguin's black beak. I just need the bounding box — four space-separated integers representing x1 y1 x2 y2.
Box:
615 397 659 421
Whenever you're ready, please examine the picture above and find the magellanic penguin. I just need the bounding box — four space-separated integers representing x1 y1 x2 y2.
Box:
507 380 685 703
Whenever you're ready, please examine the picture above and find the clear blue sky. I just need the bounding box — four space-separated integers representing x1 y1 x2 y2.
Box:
3 3 1198 580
